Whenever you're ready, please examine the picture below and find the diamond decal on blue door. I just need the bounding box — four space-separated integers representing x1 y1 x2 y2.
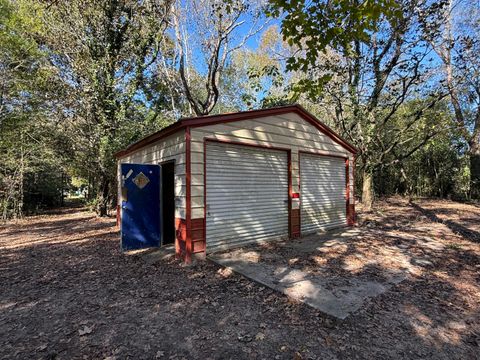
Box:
132 172 150 189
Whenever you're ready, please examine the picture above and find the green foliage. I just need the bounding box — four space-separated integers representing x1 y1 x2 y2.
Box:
453 159 471 200
266 0 401 91
373 100 471 200
1 0 478 219
265 0 455 207
40 0 174 215
229 25 300 109
22 165 65 214
1 0 175 218
0 0 65 219
375 140 465 198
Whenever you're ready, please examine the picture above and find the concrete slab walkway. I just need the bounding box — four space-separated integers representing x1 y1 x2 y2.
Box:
209 228 407 319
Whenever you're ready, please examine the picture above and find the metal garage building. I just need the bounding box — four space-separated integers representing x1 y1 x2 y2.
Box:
116 105 357 262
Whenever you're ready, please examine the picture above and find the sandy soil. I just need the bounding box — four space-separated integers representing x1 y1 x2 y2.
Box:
0 198 479 359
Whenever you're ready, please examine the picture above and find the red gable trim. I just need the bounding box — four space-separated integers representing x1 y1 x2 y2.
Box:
115 121 184 158
115 104 357 158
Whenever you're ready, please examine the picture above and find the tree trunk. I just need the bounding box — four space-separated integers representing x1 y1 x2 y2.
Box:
470 140 480 199
362 171 374 210
18 138 25 219
60 172 64 207
96 174 110 217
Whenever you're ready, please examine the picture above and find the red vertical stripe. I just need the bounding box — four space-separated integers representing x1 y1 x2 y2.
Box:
351 155 356 224
203 138 207 254
185 127 192 263
345 157 350 225
288 150 292 239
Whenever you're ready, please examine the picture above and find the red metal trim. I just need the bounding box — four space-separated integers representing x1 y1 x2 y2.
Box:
204 137 291 152
351 155 356 224
203 137 207 254
291 209 301 237
115 122 184 158
288 150 292 239
297 151 301 237
298 149 348 160
346 157 350 225
115 105 357 158
184 105 357 154
185 126 192 263
191 218 205 253
203 138 292 252
182 104 301 126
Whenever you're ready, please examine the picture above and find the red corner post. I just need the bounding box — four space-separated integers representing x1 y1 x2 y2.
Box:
185 126 193 263
346 157 355 225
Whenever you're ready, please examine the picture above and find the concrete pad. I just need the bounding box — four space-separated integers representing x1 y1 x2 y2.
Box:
209 229 407 320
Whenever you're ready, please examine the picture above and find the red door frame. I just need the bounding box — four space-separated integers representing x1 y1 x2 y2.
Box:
202 138 292 254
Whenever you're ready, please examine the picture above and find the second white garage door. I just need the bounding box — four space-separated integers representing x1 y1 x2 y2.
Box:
205 142 289 252
300 153 347 234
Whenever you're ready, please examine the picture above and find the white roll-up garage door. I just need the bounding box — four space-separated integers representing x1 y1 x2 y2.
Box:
300 153 346 234
205 142 289 252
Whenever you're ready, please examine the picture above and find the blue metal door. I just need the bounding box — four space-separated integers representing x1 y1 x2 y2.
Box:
120 163 161 250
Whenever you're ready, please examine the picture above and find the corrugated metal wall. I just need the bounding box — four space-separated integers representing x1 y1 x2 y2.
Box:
300 153 346 233
205 142 289 252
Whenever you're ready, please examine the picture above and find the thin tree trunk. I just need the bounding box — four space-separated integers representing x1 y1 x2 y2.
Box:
470 139 480 199
61 172 64 206
96 174 110 217
18 135 25 219
362 170 374 210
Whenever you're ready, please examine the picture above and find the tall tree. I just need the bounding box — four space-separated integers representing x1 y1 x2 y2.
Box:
268 0 447 208
0 0 61 219
167 0 268 116
422 0 480 198
228 25 293 109
41 0 173 216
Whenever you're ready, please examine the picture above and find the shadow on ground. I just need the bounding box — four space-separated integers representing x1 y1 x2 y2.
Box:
0 199 479 359
209 228 409 320
409 200 480 242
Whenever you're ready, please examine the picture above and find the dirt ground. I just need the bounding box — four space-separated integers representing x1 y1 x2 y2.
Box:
0 198 479 360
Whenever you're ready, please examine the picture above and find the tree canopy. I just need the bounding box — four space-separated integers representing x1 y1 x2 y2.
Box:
0 0 478 219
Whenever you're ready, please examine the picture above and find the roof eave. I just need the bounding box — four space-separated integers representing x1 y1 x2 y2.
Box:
115 104 358 159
